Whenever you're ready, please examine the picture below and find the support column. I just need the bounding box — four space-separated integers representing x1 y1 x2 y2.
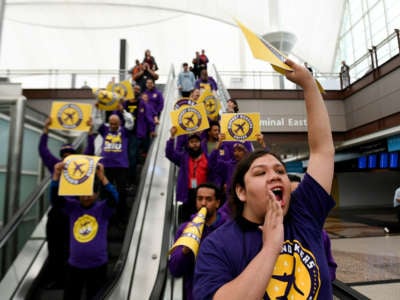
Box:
0 0 5 58
262 31 297 89
119 39 127 82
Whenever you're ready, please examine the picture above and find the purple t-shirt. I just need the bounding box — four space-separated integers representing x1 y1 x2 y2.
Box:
194 173 335 299
98 124 130 168
50 181 117 269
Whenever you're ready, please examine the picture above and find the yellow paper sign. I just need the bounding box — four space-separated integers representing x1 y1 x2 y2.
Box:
169 207 206 258
93 88 121 111
236 19 325 93
49 102 92 132
59 155 102 196
173 97 197 110
221 113 260 141
198 89 221 121
106 80 134 100
170 103 210 136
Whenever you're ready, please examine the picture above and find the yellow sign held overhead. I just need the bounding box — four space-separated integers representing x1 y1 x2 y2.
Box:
106 80 134 100
170 103 210 136
235 19 325 93
198 89 221 121
49 101 92 132
59 155 102 196
93 88 120 111
221 113 260 141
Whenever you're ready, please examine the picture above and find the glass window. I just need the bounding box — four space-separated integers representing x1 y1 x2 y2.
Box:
22 129 41 172
349 0 364 23
385 0 400 29
0 119 9 166
341 6 352 35
367 0 379 9
352 20 368 59
371 25 388 45
342 32 354 63
369 2 385 25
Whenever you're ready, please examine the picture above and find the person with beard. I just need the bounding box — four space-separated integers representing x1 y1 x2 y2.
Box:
168 182 227 300
166 127 209 222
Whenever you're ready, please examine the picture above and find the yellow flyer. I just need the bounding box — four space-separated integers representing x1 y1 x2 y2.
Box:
170 103 210 136
236 19 325 93
106 80 134 100
93 88 120 111
169 207 206 257
198 89 221 121
221 113 260 141
59 155 102 196
49 101 92 132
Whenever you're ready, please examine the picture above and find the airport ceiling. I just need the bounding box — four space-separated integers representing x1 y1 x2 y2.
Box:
0 0 345 72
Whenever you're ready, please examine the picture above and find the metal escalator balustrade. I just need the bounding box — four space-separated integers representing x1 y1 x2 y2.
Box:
0 96 95 299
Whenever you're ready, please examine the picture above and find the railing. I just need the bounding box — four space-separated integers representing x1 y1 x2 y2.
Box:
0 69 170 90
0 29 398 92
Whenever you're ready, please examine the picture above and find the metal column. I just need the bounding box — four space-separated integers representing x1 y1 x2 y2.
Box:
0 0 5 58
4 97 26 223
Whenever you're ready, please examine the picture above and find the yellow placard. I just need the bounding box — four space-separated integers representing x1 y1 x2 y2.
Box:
236 19 325 93
173 97 197 110
93 88 120 111
49 101 92 132
198 89 221 121
106 80 134 100
169 207 206 258
170 103 210 136
59 155 102 196
221 113 260 141
235 19 291 72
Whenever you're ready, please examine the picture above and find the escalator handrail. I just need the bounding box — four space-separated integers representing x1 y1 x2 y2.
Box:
99 64 177 299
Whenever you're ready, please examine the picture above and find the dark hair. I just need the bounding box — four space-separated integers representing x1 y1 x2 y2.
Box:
288 174 301 183
183 62 188 67
206 120 220 132
229 149 285 218
227 99 239 113
196 182 222 201
59 144 76 157
187 133 201 141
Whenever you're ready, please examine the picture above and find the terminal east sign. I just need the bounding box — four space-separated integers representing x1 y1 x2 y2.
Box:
260 117 308 131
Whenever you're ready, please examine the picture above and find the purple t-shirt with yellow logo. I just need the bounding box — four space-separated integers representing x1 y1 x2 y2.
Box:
98 124 129 168
50 181 117 269
194 173 335 299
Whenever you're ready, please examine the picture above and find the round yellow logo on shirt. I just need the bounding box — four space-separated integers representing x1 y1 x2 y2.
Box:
266 240 320 299
73 214 98 243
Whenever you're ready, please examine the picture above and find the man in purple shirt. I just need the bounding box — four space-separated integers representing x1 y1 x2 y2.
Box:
168 183 227 300
38 116 95 288
194 69 218 91
143 78 164 118
50 162 118 300
96 105 133 223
